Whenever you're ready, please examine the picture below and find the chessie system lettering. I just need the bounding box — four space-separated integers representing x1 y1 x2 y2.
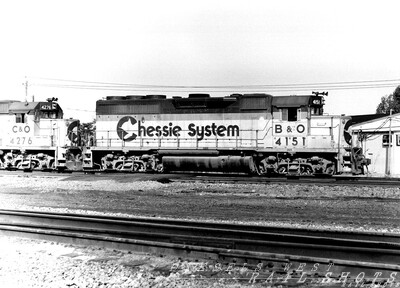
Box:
138 122 239 141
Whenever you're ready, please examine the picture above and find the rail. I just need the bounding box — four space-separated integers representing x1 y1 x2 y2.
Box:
0 209 399 282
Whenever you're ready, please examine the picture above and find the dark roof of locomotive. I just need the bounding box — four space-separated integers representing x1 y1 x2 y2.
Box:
7 101 63 115
0 100 19 114
8 102 39 113
96 93 275 115
96 93 320 115
272 96 312 107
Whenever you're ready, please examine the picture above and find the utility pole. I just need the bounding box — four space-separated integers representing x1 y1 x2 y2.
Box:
386 109 393 176
23 76 28 103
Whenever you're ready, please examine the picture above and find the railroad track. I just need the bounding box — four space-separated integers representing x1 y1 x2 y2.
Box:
0 209 399 284
2 169 400 187
185 175 400 187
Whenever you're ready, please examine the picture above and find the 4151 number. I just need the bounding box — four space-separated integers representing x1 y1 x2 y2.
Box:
275 136 306 146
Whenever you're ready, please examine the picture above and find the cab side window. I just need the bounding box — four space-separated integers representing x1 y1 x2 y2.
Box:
15 113 26 123
287 107 297 121
311 107 321 115
281 108 298 121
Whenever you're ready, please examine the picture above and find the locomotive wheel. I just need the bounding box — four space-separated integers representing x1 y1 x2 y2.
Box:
16 161 26 170
256 166 265 176
155 163 164 173
325 164 336 175
300 165 313 175
134 162 146 172
31 161 39 170
256 161 268 175
115 161 137 171
49 161 55 170
277 166 287 174
132 163 140 172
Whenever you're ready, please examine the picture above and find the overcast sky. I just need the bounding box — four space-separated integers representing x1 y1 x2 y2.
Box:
1 0 399 121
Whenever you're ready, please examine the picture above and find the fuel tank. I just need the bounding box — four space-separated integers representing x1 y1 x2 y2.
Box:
162 155 257 174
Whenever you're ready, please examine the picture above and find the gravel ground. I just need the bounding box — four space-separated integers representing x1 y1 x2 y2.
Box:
3 237 395 288
0 236 276 288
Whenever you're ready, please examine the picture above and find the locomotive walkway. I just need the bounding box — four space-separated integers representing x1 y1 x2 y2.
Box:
0 209 399 282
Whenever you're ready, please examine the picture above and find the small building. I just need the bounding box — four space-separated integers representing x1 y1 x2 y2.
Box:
350 113 400 177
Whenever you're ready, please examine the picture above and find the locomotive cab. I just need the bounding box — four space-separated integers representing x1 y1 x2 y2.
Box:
263 92 337 175
9 98 63 123
272 92 325 122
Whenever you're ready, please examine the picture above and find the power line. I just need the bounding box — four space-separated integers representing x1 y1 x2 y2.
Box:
31 76 400 90
63 107 95 113
32 82 399 93
31 77 400 93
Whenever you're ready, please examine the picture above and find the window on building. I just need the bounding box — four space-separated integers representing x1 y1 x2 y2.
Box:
383 134 392 146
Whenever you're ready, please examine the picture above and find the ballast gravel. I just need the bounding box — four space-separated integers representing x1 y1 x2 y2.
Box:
0 236 268 288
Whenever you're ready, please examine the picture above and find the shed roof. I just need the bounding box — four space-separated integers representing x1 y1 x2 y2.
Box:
349 113 400 133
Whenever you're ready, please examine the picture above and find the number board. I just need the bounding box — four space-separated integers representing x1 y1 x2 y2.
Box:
273 136 307 148
40 103 57 110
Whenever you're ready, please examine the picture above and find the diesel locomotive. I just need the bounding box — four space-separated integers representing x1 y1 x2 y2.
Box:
0 92 370 175
0 98 77 170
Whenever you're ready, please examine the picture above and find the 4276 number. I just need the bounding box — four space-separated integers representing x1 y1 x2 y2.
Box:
10 137 33 145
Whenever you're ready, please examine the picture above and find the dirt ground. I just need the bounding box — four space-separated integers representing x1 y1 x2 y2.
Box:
0 172 399 232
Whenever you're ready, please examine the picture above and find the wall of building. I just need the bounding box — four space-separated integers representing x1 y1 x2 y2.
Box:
351 114 400 177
